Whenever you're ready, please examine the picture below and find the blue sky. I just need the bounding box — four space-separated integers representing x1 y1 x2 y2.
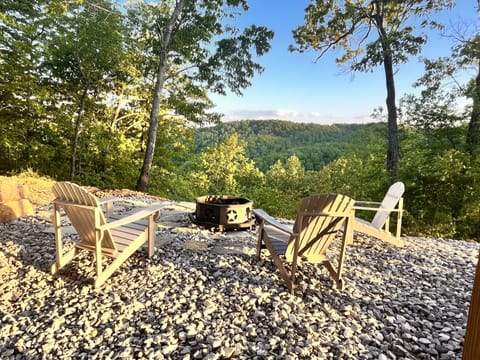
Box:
209 1 479 125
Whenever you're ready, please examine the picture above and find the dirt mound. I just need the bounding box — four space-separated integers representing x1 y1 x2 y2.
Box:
0 174 169 207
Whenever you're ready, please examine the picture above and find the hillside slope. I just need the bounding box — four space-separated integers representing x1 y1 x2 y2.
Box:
193 120 384 171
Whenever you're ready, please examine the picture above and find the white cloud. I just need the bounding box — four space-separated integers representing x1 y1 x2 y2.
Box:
218 108 377 125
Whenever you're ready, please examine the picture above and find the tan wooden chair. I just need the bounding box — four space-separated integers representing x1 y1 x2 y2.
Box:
353 181 405 247
253 193 355 294
50 182 162 288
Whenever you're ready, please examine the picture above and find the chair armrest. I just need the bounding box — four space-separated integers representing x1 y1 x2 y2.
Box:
98 196 117 205
98 196 118 218
253 209 293 235
98 196 153 206
354 200 381 206
98 203 164 232
353 205 401 213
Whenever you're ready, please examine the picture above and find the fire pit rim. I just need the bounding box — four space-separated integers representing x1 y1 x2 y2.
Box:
195 194 252 206
189 194 254 232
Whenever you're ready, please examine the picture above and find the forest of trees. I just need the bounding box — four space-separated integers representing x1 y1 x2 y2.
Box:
192 121 368 172
1 1 479 240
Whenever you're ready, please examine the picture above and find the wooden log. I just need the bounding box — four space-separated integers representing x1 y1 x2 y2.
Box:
0 180 22 202
17 184 30 199
0 199 34 222
463 249 480 360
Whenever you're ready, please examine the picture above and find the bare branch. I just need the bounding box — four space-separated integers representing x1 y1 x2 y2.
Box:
314 18 365 63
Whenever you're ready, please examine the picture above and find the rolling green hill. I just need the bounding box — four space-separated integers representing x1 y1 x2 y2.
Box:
193 120 384 172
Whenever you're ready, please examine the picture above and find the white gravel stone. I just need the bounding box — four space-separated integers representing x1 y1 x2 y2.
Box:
0 198 478 359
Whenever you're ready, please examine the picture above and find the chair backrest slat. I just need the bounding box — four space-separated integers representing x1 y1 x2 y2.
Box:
285 194 354 261
371 182 405 229
52 182 117 251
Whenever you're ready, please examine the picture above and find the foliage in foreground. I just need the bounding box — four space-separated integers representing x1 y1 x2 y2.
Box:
5 120 480 241
181 125 480 241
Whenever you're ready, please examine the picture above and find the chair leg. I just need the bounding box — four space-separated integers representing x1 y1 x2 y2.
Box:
396 198 403 240
148 213 156 258
51 202 78 274
324 216 351 291
50 247 79 275
262 234 294 293
95 242 103 285
322 261 344 290
337 219 350 280
256 221 265 260
289 237 301 295
93 244 140 288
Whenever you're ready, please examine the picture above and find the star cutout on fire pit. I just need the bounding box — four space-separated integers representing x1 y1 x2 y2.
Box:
226 209 238 222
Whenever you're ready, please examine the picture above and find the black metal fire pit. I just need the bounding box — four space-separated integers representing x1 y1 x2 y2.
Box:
189 195 254 232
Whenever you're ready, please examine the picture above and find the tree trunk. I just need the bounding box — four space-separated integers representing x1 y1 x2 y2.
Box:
70 87 88 181
463 250 480 360
136 0 184 192
383 53 399 176
466 63 480 157
101 88 126 173
136 60 168 192
373 1 399 176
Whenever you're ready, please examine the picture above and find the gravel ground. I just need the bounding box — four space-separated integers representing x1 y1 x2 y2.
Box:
0 197 479 360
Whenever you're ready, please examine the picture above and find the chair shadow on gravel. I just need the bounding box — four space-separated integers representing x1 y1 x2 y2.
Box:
0 219 56 271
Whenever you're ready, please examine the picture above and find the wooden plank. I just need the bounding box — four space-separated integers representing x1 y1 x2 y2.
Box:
271 239 288 254
111 238 138 251
77 240 130 255
76 243 118 258
112 235 137 248
0 199 34 222
117 220 149 232
463 250 480 360
111 224 145 237
111 226 147 254
110 214 149 228
264 224 290 242
112 242 129 253
111 227 145 240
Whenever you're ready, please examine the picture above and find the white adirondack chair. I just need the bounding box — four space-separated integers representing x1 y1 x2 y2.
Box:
353 182 405 247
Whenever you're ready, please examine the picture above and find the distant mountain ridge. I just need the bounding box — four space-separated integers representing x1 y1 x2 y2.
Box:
193 120 382 172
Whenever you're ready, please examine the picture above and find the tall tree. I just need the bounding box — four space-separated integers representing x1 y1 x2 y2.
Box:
189 133 264 195
401 9 479 155
0 1 57 171
45 0 130 180
463 34 480 155
290 0 453 176
126 0 273 192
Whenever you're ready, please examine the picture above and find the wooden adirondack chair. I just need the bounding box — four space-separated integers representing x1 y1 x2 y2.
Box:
50 182 162 288
352 182 405 247
463 249 480 360
253 193 355 294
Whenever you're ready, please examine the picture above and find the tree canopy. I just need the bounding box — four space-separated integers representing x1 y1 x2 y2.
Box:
290 0 454 176
127 0 274 191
